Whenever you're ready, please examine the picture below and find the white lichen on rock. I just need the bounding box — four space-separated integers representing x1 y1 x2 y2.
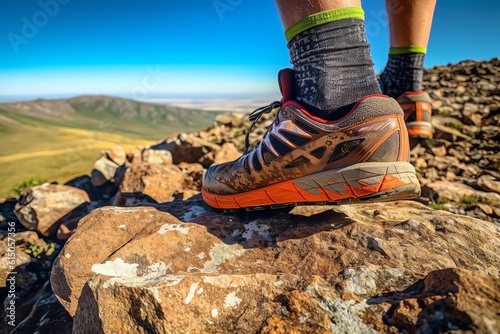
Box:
91 258 138 277
157 223 191 235
184 282 199 305
223 292 242 308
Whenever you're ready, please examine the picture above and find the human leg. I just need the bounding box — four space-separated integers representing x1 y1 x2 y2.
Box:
275 0 381 119
380 0 436 138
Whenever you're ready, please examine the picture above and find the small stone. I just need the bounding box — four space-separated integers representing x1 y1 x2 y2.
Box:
477 175 500 194
430 145 447 157
141 149 173 164
415 158 428 169
445 170 457 182
477 204 493 215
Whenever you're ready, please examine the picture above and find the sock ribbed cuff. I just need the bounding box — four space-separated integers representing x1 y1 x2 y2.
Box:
285 7 364 42
389 46 427 55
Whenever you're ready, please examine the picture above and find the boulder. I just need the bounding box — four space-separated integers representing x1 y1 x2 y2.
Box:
51 197 500 333
115 163 184 205
14 184 91 236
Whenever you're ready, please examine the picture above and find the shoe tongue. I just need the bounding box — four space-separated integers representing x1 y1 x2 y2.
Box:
278 69 295 103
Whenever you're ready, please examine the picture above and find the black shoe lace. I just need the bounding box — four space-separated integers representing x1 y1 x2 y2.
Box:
243 101 281 154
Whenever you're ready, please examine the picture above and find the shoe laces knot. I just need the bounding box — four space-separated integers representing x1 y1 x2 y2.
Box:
244 101 281 154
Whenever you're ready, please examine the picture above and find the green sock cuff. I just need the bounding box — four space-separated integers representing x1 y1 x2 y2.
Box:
389 46 427 55
285 7 364 42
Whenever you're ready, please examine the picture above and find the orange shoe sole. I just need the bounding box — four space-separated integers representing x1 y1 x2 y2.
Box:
202 161 420 210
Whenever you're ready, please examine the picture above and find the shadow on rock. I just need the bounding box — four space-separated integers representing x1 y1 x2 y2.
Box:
144 194 356 249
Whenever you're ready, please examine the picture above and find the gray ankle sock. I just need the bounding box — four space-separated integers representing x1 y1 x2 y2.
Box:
288 18 381 119
380 53 425 98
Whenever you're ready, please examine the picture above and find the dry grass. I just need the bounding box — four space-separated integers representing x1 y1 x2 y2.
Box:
0 126 154 197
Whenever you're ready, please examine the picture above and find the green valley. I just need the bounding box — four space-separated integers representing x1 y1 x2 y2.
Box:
0 95 221 197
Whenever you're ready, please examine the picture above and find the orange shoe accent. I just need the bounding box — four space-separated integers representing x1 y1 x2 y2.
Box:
407 125 433 139
202 171 410 210
397 91 433 139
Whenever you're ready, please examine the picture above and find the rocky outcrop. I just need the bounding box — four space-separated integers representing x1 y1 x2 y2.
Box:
51 198 500 333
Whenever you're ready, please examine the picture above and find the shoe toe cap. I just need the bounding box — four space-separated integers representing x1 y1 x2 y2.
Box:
202 165 236 195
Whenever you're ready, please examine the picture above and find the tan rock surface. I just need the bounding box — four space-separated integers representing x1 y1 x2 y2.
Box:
51 197 500 332
117 163 184 205
107 145 127 166
213 142 242 165
14 184 90 236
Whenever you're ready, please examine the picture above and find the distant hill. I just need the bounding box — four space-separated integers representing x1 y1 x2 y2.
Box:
0 95 221 140
0 95 222 196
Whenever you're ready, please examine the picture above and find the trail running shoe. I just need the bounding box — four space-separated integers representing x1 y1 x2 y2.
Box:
397 91 433 139
202 69 421 210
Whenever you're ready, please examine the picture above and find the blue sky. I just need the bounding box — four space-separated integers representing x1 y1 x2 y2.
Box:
0 0 499 100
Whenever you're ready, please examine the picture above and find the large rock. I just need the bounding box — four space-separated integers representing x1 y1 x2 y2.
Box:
14 184 91 236
115 163 184 205
51 197 500 333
